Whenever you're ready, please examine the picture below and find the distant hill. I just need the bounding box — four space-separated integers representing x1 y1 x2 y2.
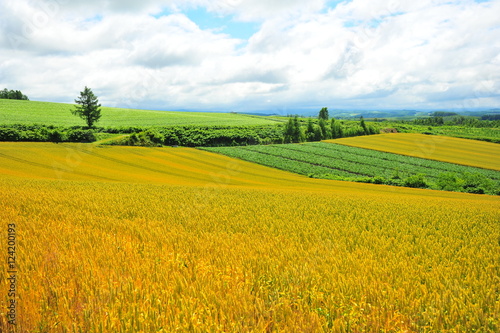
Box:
0 100 280 127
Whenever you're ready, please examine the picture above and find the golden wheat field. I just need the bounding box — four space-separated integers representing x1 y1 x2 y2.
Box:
0 142 499 332
326 133 500 171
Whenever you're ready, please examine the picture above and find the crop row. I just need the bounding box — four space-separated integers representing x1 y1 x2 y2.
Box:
209 146 358 178
241 145 393 178
205 143 500 194
285 143 500 180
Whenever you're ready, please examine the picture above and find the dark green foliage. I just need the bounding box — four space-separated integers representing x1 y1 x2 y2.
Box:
67 129 96 143
318 107 329 120
121 131 164 147
461 173 495 194
358 116 378 135
109 125 285 147
293 116 305 143
330 119 343 139
431 111 458 117
48 130 64 143
0 124 287 146
436 172 498 195
411 116 445 126
145 129 165 145
162 126 281 147
481 114 500 121
343 126 366 137
436 173 464 192
0 88 29 100
283 118 294 143
403 173 428 188
313 126 323 141
306 118 315 141
282 116 378 142
283 116 304 143
0 127 22 141
318 119 329 139
71 86 102 128
360 116 368 135
0 124 91 143
0 124 51 142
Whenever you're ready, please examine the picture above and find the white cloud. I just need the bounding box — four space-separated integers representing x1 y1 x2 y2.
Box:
0 0 499 112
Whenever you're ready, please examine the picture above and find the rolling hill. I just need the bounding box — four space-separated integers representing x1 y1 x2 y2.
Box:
0 99 279 127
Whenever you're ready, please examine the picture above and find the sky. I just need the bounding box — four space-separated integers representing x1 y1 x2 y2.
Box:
0 0 499 114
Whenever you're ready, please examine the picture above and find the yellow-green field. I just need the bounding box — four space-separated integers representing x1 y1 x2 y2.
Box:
0 100 278 127
0 143 499 332
326 133 500 171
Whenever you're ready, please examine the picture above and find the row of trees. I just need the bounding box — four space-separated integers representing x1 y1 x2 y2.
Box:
0 88 29 100
0 125 95 143
0 123 287 146
481 114 500 121
110 125 285 147
412 116 445 126
411 115 500 128
283 108 378 143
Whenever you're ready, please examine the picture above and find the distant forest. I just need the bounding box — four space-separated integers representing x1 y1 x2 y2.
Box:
0 88 29 100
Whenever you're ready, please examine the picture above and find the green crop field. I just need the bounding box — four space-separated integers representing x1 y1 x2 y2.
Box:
423 126 500 143
204 142 500 194
379 121 500 143
0 99 281 127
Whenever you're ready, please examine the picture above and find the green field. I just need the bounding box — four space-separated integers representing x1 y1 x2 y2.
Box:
0 99 280 127
421 126 500 142
380 121 500 143
204 142 500 194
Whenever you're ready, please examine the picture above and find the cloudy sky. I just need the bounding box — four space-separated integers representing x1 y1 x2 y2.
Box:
1 0 499 114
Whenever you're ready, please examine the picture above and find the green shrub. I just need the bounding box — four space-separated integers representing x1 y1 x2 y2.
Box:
436 173 464 192
48 130 64 143
0 128 21 141
461 173 494 195
403 174 428 188
67 129 96 142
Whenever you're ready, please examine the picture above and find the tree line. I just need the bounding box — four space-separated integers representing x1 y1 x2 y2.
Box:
0 88 29 100
0 124 285 146
410 114 500 128
283 108 378 143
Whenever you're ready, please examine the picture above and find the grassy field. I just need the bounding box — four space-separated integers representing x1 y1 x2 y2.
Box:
422 126 500 143
0 99 280 127
328 133 500 171
376 121 500 143
1 142 499 332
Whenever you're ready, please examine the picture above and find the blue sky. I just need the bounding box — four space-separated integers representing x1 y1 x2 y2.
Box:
0 0 499 114
180 8 258 40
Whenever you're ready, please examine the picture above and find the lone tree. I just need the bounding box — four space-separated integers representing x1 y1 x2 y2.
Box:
360 116 367 134
318 107 329 120
71 86 102 128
